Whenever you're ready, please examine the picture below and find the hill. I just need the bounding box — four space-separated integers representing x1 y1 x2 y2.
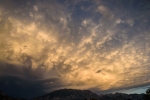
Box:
0 89 145 100
32 89 99 100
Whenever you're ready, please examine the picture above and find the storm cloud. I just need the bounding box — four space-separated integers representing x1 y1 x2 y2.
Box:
0 0 150 98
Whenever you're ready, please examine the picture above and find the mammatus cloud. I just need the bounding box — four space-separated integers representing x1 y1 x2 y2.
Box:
0 0 150 98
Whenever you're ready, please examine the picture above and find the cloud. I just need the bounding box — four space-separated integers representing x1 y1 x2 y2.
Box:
0 0 150 98
0 73 62 98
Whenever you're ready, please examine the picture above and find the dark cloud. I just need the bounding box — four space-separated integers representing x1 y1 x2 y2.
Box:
0 75 62 98
0 59 63 99
0 0 150 98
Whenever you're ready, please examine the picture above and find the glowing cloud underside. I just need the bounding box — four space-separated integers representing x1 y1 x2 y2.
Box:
0 0 150 93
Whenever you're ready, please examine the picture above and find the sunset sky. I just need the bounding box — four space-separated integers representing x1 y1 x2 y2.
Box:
0 0 150 99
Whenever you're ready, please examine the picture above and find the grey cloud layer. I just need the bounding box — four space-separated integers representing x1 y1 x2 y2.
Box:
0 0 150 98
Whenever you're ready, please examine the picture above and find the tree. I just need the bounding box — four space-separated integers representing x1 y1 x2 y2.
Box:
126 99 131 100
143 88 150 100
90 98 98 100
84 98 87 100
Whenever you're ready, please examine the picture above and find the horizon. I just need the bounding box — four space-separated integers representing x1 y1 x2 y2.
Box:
0 0 150 99
0 88 148 99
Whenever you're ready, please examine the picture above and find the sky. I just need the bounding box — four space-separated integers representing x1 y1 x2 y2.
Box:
0 0 150 99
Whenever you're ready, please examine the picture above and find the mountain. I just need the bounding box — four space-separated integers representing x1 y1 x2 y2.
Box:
0 90 24 100
32 89 99 100
0 89 145 100
32 89 145 100
99 93 144 100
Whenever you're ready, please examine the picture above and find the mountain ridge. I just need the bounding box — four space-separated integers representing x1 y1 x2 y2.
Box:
32 89 99 100
0 89 146 100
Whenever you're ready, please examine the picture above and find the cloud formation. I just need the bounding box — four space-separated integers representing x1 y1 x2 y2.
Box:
0 0 150 98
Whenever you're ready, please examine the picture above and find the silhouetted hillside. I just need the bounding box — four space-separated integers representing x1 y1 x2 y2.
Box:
32 89 145 100
0 89 145 100
32 89 99 100
99 93 144 100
